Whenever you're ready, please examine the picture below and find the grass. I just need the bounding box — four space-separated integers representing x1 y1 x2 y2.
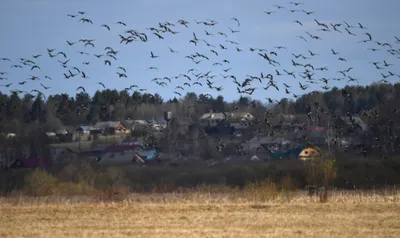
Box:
1 190 400 238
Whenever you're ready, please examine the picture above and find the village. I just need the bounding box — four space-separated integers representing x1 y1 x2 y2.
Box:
0 109 370 170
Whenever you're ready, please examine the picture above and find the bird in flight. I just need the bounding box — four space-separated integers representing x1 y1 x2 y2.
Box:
79 18 93 24
76 86 86 92
289 2 304 5
231 18 240 27
150 51 158 58
101 24 111 31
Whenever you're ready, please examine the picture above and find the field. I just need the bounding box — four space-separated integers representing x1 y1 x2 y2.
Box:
1 191 400 238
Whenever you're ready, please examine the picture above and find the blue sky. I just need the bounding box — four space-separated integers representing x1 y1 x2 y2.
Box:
0 0 399 102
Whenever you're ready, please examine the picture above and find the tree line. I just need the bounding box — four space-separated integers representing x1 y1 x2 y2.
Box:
0 82 399 148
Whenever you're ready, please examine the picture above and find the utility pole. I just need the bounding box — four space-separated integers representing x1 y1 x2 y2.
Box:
164 111 172 158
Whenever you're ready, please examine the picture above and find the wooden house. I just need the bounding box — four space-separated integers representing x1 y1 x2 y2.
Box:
93 121 126 135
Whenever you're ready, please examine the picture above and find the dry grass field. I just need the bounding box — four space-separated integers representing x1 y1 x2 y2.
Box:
1 191 400 238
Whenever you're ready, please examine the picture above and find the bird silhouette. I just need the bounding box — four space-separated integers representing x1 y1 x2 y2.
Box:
101 24 111 30
150 51 158 58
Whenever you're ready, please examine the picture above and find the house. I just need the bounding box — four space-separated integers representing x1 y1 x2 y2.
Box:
126 120 150 131
6 133 16 139
273 123 306 140
121 120 135 131
229 112 255 122
58 133 74 143
133 120 148 125
147 120 167 131
199 112 226 127
280 114 296 122
337 116 367 132
306 126 326 142
93 121 126 135
45 132 58 143
228 122 249 137
125 119 168 132
199 111 255 128
76 126 91 134
55 129 68 137
49 145 78 166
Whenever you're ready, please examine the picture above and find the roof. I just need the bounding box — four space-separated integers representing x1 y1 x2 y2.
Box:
147 120 167 125
56 129 68 134
77 126 91 131
133 120 149 125
121 120 135 127
247 136 291 151
229 123 248 130
339 116 367 131
230 112 253 119
200 112 227 120
200 112 253 121
281 114 296 121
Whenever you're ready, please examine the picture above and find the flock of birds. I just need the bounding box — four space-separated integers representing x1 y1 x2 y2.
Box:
0 1 399 106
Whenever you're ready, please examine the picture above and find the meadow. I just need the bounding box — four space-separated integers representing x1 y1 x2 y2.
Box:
1 157 400 237
1 190 400 238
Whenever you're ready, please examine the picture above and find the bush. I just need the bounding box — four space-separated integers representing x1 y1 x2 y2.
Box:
24 169 58 196
56 181 95 196
243 178 279 201
304 158 337 187
23 167 97 197
57 159 97 185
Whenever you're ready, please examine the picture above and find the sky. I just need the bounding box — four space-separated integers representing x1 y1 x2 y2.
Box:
0 0 399 103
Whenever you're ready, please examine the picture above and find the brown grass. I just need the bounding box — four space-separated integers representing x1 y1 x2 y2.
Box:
1 190 400 238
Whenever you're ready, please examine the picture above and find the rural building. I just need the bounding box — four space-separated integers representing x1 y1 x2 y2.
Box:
121 120 135 131
147 120 167 131
306 126 326 144
199 111 255 128
76 126 91 134
125 119 168 132
45 132 56 137
6 133 16 139
92 121 126 135
55 129 68 136
336 116 368 133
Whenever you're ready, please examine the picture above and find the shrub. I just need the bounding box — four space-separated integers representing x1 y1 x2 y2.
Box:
281 175 297 191
322 158 337 187
57 159 97 185
56 181 95 196
303 158 337 187
243 178 279 202
24 169 58 196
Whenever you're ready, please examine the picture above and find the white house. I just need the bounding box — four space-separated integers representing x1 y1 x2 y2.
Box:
199 111 254 127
